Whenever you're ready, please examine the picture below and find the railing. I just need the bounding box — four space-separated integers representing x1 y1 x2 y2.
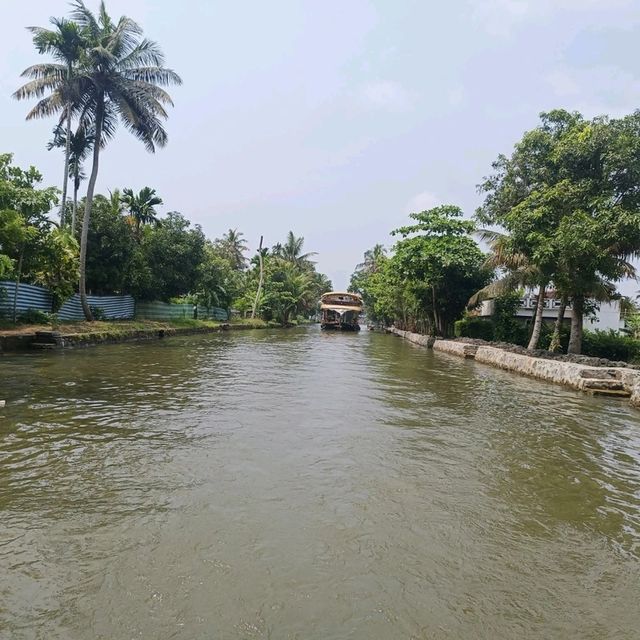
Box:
519 297 572 310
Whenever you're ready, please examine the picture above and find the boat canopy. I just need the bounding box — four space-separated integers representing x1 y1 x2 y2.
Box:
320 304 362 312
320 292 363 313
320 291 363 304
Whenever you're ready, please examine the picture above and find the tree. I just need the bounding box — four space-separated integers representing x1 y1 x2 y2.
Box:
261 260 316 325
66 0 181 320
472 230 547 350
215 228 248 270
355 243 386 275
14 17 85 225
0 210 31 281
29 227 79 311
134 211 205 301
391 205 490 336
0 154 59 320
477 109 640 353
276 231 317 267
48 122 95 232
195 242 241 312
122 186 163 239
350 245 389 322
80 193 138 294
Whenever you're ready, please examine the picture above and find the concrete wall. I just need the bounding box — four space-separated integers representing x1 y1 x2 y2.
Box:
389 327 640 409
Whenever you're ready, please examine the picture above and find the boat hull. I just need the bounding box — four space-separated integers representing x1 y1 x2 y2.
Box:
321 323 361 332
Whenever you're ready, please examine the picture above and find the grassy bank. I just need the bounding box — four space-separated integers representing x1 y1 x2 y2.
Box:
0 317 275 351
0 317 270 337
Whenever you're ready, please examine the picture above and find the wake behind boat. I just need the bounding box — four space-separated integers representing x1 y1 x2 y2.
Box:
319 291 363 331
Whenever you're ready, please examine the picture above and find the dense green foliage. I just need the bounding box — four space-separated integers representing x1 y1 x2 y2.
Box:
1 154 331 323
351 206 490 336
581 330 640 363
454 317 495 341
492 291 527 344
0 154 78 315
477 109 640 353
237 233 331 325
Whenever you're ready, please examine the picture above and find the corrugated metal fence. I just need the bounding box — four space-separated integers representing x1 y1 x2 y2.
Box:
136 301 228 321
58 294 135 321
0 282 52 316
0 281 228 322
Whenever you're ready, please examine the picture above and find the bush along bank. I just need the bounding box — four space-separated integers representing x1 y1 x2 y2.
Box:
389 327 640 410
455 316 640 366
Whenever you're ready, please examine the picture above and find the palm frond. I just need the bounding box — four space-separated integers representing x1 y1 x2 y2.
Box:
118 39 165 69
25 93 66 119
124 67 182 87
468 275 521 307
18 63 67 80
70 0 100 37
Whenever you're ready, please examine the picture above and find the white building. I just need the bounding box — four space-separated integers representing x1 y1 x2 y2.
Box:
477 293 624 332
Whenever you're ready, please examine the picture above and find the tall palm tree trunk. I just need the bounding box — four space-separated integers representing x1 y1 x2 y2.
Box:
72 174 79 234
527 285 546 350
549 294 568 353
60 98 72 226
567 294 584 354
251 236 264 319
79 96 104 321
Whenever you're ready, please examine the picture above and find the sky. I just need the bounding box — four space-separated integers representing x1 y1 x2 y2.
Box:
2 0 640 290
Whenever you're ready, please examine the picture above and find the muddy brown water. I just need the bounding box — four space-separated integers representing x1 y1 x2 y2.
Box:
1 327 639 639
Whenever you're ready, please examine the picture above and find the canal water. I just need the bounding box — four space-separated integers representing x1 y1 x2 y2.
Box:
1 327 639 639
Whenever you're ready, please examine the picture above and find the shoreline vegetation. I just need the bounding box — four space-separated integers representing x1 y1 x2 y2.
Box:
349 111 640 363
2 3 332 332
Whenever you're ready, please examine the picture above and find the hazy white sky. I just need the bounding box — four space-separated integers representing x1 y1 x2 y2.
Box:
2 0 639 289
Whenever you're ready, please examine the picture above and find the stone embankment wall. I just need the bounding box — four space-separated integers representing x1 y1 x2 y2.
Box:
389 327 640 409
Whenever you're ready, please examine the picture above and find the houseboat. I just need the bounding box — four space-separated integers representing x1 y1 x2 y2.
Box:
320 291 363 331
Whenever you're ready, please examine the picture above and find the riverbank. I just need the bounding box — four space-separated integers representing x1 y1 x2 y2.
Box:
389 327 640 409
0 318 271 352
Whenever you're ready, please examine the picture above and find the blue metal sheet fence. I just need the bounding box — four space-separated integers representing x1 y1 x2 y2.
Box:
0 281 227 322
135 301 228 321
0 281 53 317
57 294 135 321
135 301 193 320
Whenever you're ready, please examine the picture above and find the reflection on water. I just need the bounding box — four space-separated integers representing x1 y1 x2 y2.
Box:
1 327 639 639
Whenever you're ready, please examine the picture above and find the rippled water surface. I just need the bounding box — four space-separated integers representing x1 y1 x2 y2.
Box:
1 327 639 639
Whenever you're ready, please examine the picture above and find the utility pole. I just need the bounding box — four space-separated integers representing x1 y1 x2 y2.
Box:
251 235 264 319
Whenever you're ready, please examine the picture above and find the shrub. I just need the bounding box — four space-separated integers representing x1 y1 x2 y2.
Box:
581 330 640 363
454 316 495 341
538 321 570 352
493 291 526 344
17 309 52 325
90 306 107 321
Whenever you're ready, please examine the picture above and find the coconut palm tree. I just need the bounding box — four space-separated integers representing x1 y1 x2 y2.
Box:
216 229 248 270
471 230 549 350
14 17 85 225
66 0 181 320
48 122 95 233
356 243 386 274
121 187 163 239
279 231 317 267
